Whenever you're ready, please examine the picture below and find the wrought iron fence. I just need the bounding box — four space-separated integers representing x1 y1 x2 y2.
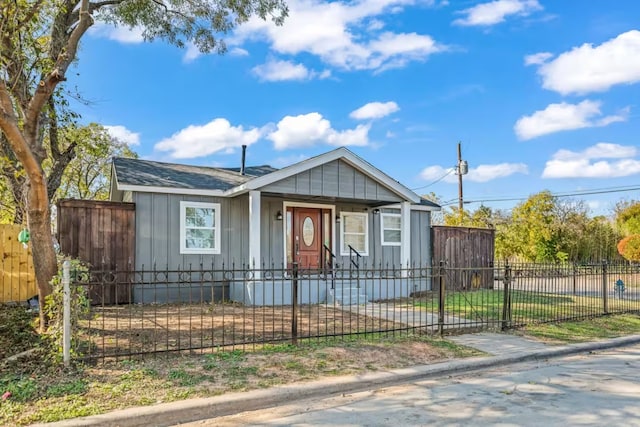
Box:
66 260 640 362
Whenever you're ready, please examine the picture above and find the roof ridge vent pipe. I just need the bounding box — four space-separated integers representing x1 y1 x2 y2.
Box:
241 144 247 175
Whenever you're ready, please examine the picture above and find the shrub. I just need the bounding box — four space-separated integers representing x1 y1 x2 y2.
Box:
0 304 39 359
617 235 640 261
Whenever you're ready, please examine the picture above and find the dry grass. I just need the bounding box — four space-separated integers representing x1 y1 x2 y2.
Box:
0 334 481 426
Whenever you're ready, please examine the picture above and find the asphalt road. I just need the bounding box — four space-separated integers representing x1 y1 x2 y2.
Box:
179 344 640 427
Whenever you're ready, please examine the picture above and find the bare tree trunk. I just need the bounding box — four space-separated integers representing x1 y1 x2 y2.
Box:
25 169 57 330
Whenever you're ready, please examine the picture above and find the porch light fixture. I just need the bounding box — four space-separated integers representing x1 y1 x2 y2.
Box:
336 215 341 224
275 211 283 221
373 209 380 215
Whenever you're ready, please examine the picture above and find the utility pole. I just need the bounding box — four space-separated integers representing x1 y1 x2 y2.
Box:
456 142 468 225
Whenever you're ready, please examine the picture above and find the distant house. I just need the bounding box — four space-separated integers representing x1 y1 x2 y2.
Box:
109 147 440 304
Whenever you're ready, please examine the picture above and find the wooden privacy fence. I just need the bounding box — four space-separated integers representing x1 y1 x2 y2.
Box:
57 199 135 305
432 226 495 290
0 224 37 303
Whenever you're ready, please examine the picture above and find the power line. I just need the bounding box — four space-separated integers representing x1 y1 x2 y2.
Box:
439 185 640 206
411 167 456 191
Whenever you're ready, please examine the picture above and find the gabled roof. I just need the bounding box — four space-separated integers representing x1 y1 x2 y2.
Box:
111 147 437 208
226 147 422 203
112 158 277 194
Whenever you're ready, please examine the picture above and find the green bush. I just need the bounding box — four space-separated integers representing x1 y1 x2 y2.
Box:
0 304 39 360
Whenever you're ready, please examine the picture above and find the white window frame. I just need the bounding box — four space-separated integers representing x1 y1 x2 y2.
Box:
180 201 221 254
340 212 369 256
381 213 402 247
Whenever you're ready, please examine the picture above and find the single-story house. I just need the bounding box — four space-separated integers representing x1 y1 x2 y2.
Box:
109 147 440 305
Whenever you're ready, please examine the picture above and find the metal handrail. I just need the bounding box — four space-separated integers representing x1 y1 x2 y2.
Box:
323 244 336 269
323 244 337 287
348 244 362 270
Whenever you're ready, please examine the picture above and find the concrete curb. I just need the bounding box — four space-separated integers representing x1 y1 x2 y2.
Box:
37 334 640 427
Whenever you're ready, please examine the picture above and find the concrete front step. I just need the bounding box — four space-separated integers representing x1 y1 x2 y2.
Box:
329 287 369 305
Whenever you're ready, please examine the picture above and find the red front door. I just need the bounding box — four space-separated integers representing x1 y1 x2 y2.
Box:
293 208 322 269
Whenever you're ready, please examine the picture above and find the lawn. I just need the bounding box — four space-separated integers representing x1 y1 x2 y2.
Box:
518 314 640 344
414 289 637 326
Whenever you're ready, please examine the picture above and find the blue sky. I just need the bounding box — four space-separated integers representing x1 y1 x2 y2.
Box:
69 0 640 216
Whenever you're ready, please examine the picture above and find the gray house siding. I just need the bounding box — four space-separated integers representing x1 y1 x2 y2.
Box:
133 192 249 270
260 197 285 266
332 205 431 269
410 210 431 266
132 193 431 271
262 160 403 202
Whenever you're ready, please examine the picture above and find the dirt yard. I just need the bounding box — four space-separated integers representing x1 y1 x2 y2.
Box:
78 303 411 359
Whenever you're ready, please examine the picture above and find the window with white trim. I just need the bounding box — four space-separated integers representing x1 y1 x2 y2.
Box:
340 212 368 256
381 213 401 246
180 201 221 254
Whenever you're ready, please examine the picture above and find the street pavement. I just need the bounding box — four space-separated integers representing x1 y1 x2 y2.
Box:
180 343 640 427
40 333 640 427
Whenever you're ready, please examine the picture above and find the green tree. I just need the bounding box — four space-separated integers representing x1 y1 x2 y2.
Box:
616 201 640 236
508 191 557 262
0 0 287 327
55 123 137 201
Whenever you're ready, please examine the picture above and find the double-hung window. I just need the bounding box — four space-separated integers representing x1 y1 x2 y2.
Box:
381 213 401 246
180 201 221 254
340 212 368 256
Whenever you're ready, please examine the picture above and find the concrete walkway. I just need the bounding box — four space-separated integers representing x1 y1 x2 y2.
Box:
449 332 550 356
38 333 640 427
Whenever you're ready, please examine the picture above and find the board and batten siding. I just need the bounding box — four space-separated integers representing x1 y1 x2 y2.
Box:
334 205 431 268
133 192 249 269
262 159 403 203
132 193 431 270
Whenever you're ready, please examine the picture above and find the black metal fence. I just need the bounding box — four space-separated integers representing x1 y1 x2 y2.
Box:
69 261 640 362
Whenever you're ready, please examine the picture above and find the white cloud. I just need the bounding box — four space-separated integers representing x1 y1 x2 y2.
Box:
104 125 140 146
419 163 528 183
89 22 145 43
183 43 202 63
268 112 370 149
350 101 399 120
514 100 629 140
542 143 640 178
551 142 637 161
233 0 446 72
535 30 640 95
230 47 250 57
154 119 262 159
271 154 309 167
467 163 529 182
252 59 331 82
453 0 542 27
524 52 552 66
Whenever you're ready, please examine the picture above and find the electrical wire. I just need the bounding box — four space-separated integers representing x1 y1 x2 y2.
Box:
411 167 456 191
439 184 640 206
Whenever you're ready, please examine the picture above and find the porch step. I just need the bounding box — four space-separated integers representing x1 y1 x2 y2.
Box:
329 287 369 305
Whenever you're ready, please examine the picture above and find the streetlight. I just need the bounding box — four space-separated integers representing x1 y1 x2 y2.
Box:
456 142 468 225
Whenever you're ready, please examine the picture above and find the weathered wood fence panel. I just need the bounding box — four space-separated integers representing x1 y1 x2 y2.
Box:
431 226 495 290
0 224 37 303
57 199 135 304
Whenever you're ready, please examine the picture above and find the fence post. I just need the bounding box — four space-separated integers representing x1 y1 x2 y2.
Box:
438 261 445 337
62 260 71 366
602 260 608 315
291 262 298 345
572 262 577 296
501 260 511 331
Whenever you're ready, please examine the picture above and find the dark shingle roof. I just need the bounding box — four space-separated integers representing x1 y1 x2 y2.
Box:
419 197 441 209
113 158 278 191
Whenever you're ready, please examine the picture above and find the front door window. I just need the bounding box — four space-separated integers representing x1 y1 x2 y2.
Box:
286 207 332 270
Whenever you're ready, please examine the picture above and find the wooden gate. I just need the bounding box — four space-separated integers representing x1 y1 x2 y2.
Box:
57 199 135 304
0 224 37 303
432 226 495 290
